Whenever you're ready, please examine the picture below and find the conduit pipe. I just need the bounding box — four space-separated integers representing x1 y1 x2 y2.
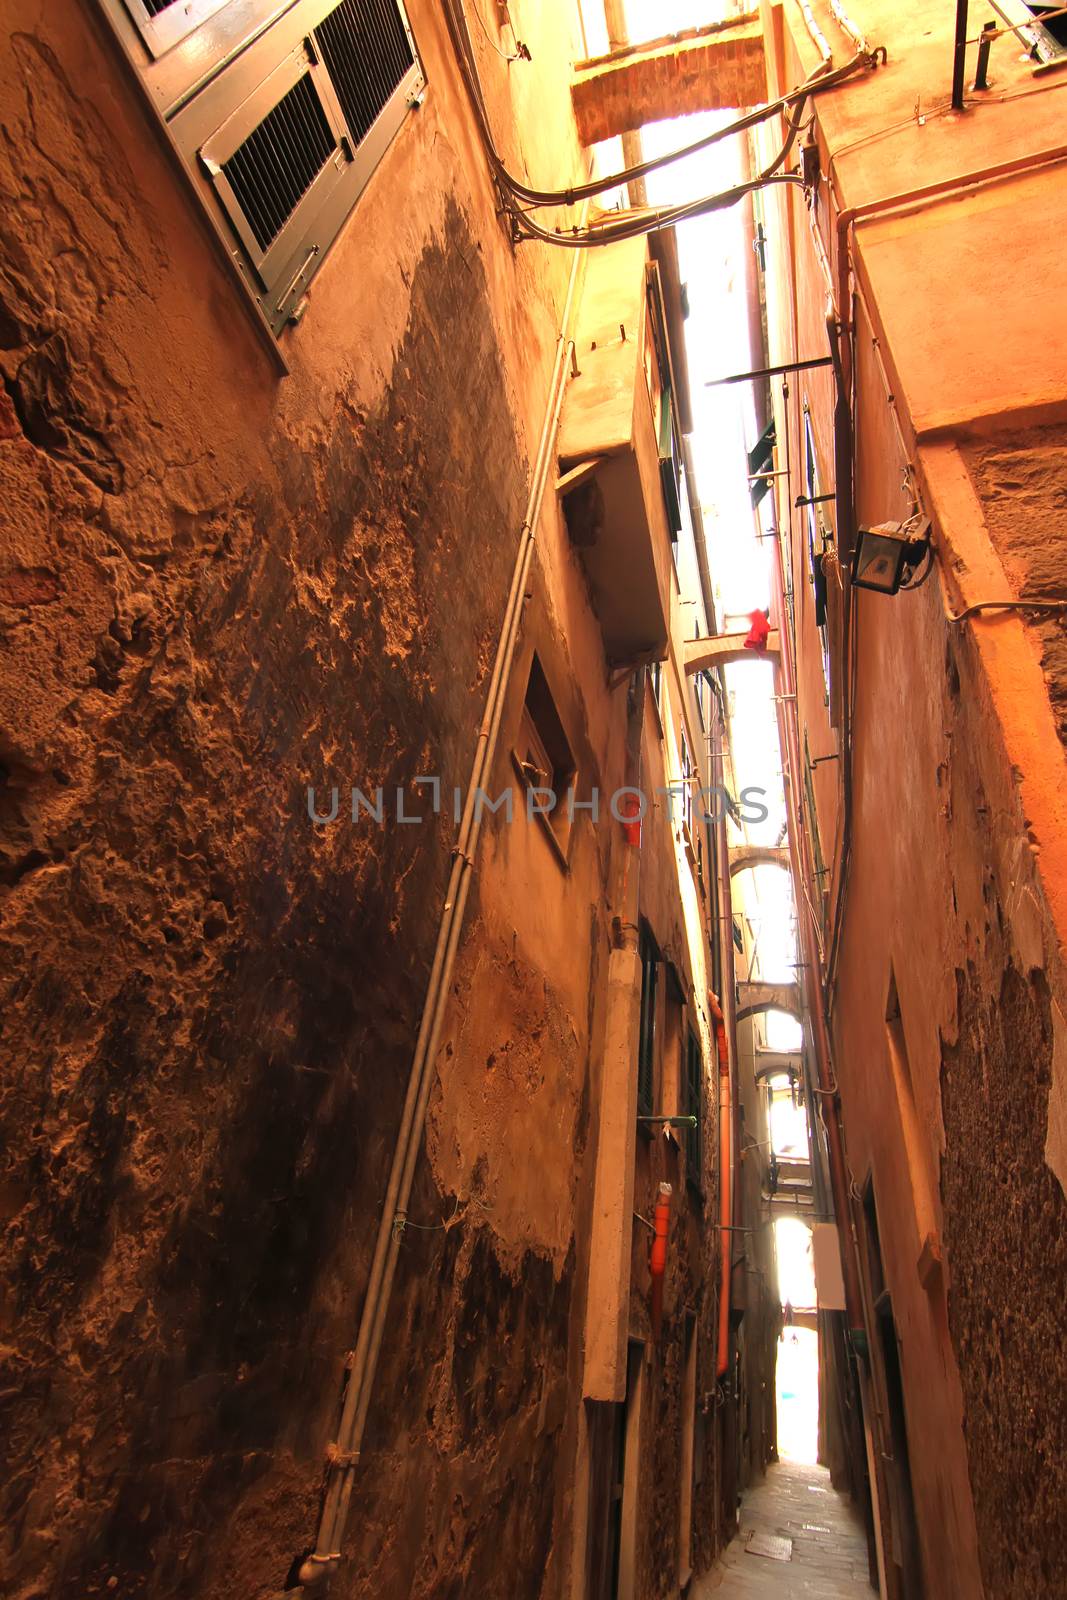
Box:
297 242 586 1589
828 0 870 56
797 0 833 63
709 991 733 1377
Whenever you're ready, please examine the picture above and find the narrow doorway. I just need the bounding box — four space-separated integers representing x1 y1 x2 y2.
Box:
585 1340 646 1600
678 1313 697 1588
863 1179 925 1597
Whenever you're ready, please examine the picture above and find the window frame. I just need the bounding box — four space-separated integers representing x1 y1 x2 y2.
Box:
637 921 658 1121
802 404 832 707
989 0 1067 67
684 1027 703 1191
511 652 579 868
644 263 684 540
121 0 234 59
802 729 829 936
198 37 352 291
99 0 425 340
679 728 695 840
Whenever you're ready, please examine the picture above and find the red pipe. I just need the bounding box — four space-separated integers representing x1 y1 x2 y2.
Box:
649 1182 672 1340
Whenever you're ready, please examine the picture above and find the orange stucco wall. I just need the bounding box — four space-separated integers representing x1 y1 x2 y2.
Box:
760 1 1067 1595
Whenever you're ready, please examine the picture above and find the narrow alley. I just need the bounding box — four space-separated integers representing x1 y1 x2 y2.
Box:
697 1462 870 1600
1 0 1065 1598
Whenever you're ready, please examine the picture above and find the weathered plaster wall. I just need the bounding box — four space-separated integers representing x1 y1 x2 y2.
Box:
759 4 1067 1592
941 962 1067 1599
0 0 619 1595
962 426 1067 747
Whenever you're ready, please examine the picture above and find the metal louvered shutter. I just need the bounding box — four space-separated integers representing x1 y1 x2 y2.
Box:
637 925 657 1118
106 0 425 338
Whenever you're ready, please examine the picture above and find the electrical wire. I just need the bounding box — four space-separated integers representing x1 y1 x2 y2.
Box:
466 0 527 62
442 0 884 247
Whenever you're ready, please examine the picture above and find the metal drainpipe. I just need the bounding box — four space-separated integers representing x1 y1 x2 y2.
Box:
297 238 586 1589
711 693 739 1379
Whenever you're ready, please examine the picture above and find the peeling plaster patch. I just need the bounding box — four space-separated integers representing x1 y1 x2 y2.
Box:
1005 871 1045 976
962 428 1067 748
1046 1001 1067 1198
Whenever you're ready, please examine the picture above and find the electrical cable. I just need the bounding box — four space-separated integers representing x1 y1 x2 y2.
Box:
465 0 527 61
898 542 935 590
443 0 883 248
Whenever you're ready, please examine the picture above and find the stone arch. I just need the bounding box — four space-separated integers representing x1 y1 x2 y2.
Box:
736 981 803 1025
729 845 790 876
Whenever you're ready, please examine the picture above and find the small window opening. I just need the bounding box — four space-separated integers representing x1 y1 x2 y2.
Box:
684 1028 703 1188
637 922 659 1119
678 729 695 839
802 406 831 706
513 654 577 863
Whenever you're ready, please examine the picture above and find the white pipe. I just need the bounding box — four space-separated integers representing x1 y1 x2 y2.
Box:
828 0 869 55
797 0 833 62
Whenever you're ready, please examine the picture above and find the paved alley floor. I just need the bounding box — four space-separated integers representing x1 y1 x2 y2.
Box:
694 1459 873 1598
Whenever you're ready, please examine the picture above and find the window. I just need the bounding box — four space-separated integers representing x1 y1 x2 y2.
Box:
650 658 663 722
644 266 683 540
990 0 1067 63
637 922 658 1119
120 0 232 57
802 730 829 935
103 0 424 335
678 730 695 839
513 653 577 864
748 419 776 507
684 1028 703 1185
802 406 831 705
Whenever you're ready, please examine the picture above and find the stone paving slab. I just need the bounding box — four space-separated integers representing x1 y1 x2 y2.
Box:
694 1459 874 1598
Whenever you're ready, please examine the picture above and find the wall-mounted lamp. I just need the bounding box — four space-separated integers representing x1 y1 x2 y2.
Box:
851 519 931 595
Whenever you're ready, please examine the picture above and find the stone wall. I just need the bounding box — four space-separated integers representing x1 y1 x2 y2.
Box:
0 1 601 1595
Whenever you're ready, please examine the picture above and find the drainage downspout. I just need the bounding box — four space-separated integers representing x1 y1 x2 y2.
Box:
298 246 585 1588
710 989 732 1377
649 1181 672 1341
710 674 739 1381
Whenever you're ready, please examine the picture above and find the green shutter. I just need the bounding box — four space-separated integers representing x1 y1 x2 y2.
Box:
637 926 657 1116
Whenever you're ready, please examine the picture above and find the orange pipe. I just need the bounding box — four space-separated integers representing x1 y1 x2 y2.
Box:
649 1182 672 1340
710 993 732 1377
